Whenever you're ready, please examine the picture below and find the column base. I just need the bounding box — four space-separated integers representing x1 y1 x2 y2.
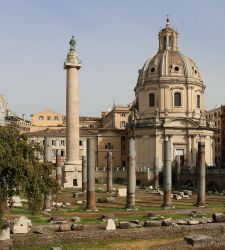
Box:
62 162 82 188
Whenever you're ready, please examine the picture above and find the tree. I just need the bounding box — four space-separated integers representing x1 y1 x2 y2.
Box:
0 124 59 223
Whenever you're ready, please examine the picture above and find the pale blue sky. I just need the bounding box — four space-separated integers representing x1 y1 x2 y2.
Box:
0 0 225 119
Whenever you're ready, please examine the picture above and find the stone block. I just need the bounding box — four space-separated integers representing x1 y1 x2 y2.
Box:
119 221 141 229
11 216 32 234
71 224 84 231
187 219 199 225
58 224 71 232
9 196 23 207
71 216 81 223
212 213 225 222
161 218 172 226
49 217 66 224
177 220 187 225
129 220 142 228
106 219 116 230
0 224 10 241
144 221 161 227
33 226 43 234
185 235 213 247
183 190 192 196
117 188 127 197
97 197 116 203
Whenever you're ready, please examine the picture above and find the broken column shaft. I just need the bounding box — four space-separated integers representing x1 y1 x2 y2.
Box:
43 136 52 211
153 156 159 190
107 151 113 192
86 138 96 210
175 155 181 189
126 138 136 209
197 142 206 207
163 137 172 208
82 140 87 192
82 155 87 192
44 136 52 162
56 149 62 186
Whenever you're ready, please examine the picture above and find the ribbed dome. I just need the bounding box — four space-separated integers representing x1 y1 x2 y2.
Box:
137 22 203 87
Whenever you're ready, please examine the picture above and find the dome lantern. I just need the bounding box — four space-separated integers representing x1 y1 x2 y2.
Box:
158 20 179 51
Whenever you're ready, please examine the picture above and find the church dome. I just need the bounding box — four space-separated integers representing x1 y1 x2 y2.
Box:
137 21 203 87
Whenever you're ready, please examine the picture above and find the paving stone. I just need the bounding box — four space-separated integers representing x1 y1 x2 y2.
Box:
185 235 213 247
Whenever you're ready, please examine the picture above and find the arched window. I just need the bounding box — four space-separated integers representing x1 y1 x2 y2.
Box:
197 95 200 109
149 93 155 107
174 92 181 107
39 116 44 120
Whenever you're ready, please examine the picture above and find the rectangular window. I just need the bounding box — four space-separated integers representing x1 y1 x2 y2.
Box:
197 95 200 109
73 179 78 186
52 140 56 146
47 116 51 120
174 92 181 107
149 93 155 107
60 140 65 146
120 121 126 129
61 150 64 157
79 140 83 146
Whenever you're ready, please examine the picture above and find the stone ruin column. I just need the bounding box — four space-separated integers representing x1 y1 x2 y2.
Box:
163 136 172 208
126 138 136 209
44 136 52 162
175 155 181 189
197 142 206 207
56 149 62 186
43 136 52 211
86 138 96 210
107 151 113 193
82 140 87 192
153 156 159 190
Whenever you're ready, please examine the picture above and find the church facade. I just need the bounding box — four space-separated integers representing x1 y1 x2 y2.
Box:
130 20 214 176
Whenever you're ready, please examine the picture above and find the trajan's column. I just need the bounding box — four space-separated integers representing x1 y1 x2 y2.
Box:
62 36 82 188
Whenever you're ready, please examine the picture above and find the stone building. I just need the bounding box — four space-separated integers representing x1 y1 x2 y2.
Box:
129 20 214 184
30 109 65 131
206 105 225 166
101 105 130 129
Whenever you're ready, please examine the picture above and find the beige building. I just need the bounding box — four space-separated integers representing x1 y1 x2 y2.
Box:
129 20 214 180
102 105 130 129
30 109 65 131
27 127 128 183
206 106 225 165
